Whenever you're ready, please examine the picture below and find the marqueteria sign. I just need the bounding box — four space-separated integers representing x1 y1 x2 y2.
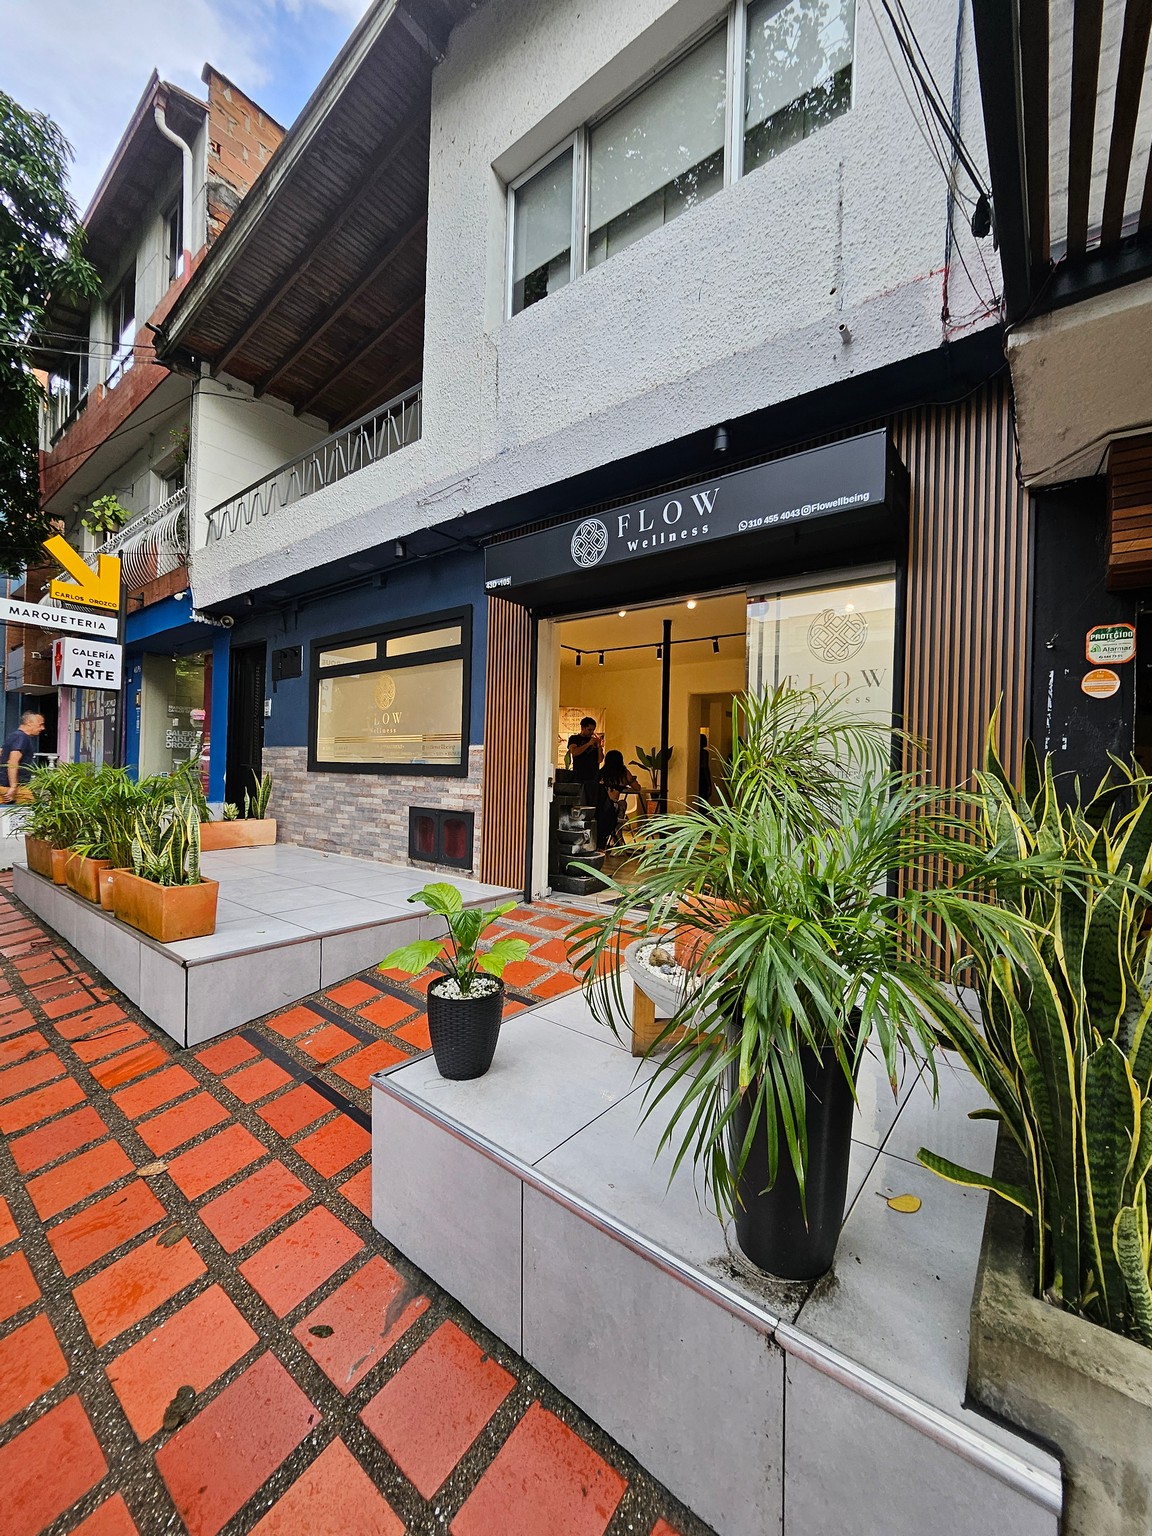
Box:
485 430 897 599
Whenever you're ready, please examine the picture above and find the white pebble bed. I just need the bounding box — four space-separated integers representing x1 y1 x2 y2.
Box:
635 941 689 986
429 975 500 1000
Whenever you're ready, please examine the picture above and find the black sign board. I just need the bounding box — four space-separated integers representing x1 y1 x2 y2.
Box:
484 430 903 611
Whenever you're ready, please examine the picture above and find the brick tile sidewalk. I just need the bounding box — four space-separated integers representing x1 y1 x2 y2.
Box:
0 879 708 1536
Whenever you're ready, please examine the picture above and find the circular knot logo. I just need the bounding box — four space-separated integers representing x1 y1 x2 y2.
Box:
373 674 397 710
570 518 609 569
807 607 868 664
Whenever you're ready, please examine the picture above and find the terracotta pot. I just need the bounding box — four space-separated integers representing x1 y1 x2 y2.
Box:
64 852 112 905
98 867 123 912
113 871 219 942
24 836 56 880
199 818 276 851
49 847 68 885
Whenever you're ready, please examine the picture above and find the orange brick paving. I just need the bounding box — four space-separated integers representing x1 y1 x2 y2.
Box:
0 877 708 1536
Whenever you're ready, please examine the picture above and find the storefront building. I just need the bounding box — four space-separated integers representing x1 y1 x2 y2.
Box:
159 0 1025 881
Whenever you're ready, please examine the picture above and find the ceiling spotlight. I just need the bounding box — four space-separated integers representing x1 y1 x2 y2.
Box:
575 651 581 666
394 540 407 559
714 425 729 453
712 637 720 653
656 644 662 660
598 652 604 665
686 599 697 610
618 610 627 618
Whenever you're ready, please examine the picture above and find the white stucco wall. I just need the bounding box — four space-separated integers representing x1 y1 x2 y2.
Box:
190 0 1000 606
188 379 327 552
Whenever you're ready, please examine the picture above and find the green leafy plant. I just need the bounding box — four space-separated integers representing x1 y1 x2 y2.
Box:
918 737 1152 1345
80 494 128 538
630 745 673 796
129 791 203 887
570 688 1034 1218
381 883 530 996
222 803 239 821
23 760 100 849
168 425 189 471
242 771 272 820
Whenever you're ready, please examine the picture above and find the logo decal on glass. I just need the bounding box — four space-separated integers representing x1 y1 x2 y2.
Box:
807 607 868 664
570 518 609 568
374 674 397 710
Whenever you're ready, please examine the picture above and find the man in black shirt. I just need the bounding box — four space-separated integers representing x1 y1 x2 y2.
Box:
568 716 603 801
1 712 45 803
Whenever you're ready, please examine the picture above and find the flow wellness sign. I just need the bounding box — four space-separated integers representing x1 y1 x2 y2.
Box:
484 431 893 594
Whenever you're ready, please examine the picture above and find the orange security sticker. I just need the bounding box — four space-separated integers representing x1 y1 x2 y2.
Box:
1081 668 1121 699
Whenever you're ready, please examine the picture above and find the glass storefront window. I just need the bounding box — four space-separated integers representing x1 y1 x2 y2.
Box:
747 575 896 725
310 611 471 776
315 660 464 767
318 642 377 669
140 652 211 783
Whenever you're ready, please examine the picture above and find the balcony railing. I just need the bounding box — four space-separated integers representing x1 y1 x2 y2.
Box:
206 384 422 543
44 489 188 602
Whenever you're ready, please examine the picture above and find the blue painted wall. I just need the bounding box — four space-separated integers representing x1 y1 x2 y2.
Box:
228 550 489 750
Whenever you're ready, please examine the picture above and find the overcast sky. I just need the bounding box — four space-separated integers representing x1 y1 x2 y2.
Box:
0 0 373 213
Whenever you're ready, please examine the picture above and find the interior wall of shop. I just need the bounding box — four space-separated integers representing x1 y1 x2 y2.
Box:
1028 480 1137 790
557 652 746 808
224 550 490 865
189 0 1000 609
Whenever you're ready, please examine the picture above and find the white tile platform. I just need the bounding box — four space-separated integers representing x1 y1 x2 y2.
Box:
372 991 1063 1536
12 847 517 1048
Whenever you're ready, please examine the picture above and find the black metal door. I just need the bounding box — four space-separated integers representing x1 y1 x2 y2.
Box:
225 644 266 806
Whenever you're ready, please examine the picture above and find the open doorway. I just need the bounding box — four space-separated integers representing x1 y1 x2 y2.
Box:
546 592 747 894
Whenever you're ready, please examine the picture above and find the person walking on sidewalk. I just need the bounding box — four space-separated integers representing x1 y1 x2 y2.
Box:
1 711 45 803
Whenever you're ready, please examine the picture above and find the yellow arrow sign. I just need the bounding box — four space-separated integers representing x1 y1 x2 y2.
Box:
44 535 121 613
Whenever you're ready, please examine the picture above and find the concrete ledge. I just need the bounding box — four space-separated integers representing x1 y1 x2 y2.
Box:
12 852 517 1048
970 1138 1152 1536
372 1011 1062 1536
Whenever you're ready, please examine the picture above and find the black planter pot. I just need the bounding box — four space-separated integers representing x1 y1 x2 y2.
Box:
731 1044 857 1281
426 979 504 1080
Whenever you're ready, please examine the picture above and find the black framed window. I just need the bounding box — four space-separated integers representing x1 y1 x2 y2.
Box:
308 608 472 777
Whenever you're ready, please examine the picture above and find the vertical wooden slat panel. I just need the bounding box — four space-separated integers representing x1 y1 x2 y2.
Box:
894 380 1030 788
479 596 532 888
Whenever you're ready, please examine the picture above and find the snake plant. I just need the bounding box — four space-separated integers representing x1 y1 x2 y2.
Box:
919 736 1152 1345
242 770 273 820
130 791 203 887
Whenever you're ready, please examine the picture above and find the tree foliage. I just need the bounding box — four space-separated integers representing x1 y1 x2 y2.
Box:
0 91 99 573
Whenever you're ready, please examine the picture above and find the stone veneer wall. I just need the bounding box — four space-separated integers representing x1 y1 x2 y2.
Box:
263 746 485 872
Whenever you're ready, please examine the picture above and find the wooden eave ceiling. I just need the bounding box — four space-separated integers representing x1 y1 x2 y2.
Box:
170 0 465 430
41 85 202 351
977 0 1152 317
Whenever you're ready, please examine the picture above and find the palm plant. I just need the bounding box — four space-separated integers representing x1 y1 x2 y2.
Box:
630 745 673 798
569 688 1035 1247
24 761 100 848
918 738 1152 1344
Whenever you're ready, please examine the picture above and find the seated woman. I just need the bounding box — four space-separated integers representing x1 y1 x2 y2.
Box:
596 749 645 849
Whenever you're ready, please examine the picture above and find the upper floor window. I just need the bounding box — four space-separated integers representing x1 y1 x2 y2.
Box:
507 0 855 317
744 0 855 171
165 199 184 285
106 270 136 389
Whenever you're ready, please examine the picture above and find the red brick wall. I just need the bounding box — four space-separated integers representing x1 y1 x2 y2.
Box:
204 69 285 243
